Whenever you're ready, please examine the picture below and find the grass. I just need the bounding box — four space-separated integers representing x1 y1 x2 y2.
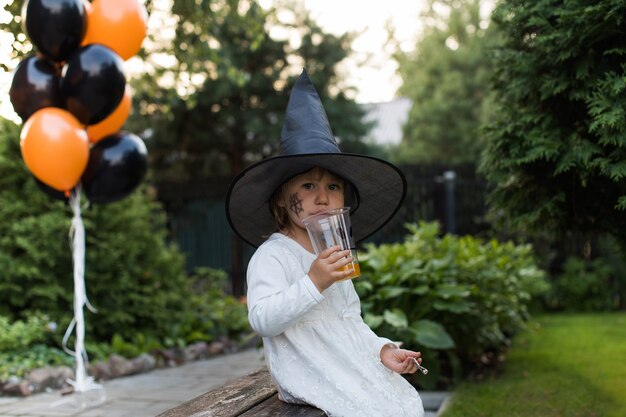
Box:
440 312 626 417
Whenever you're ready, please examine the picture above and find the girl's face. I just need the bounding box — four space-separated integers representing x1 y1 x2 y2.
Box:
278 168 345 234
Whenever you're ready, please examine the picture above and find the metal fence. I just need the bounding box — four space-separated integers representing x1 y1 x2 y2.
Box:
160 163 489 296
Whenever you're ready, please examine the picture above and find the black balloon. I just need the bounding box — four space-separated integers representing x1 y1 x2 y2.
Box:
22 0 86 62
9 56 63 121
81 132 148 204
33 175 68 202
61 44 126 125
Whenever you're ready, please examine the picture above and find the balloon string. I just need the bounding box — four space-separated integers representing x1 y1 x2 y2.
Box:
68 189 97 315
61 317 76 356
65 187 101 393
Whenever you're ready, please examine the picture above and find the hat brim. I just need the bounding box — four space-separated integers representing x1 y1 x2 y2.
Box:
226 153 407 248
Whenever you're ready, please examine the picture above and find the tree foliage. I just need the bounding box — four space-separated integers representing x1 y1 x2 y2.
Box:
394 0 496 164
2 0 370 183
126 0 370 184
481 0 626 241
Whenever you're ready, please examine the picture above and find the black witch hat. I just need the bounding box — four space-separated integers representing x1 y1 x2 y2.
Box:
225 69 406 248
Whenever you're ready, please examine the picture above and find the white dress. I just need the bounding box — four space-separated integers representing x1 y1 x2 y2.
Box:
247 233 424 417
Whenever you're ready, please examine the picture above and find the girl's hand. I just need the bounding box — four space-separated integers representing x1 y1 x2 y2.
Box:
380 344 423 374
308 245 353 292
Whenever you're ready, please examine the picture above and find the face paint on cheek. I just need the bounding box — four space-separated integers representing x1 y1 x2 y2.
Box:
288 192 304 216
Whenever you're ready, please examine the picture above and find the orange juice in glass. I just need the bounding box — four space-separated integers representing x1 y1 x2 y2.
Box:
302 207 360 280
338 262 360 281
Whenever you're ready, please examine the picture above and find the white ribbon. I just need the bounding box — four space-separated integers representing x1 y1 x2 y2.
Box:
55 187 105 408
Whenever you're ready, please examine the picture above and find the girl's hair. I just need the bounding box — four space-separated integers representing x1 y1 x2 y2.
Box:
268 167 357 232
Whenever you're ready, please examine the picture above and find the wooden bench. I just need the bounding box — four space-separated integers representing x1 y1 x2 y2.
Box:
157 368 325 417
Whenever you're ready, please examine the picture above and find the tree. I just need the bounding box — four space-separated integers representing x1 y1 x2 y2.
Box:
2 0 372 180
481 0 626 242
2 0 375 296
394 0 496 164
287 5 371 155
126 0 370 184
1 0 30 73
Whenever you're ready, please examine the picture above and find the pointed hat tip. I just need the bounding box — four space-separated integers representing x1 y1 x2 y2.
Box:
280 68 338 155
294 68 313 90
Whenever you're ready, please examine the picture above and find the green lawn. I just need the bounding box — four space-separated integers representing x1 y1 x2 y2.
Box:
440 313 626 417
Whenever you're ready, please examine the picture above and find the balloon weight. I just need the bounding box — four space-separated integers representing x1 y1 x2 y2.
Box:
81 132 148 204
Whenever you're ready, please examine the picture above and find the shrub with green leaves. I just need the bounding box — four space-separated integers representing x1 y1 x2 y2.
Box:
0 118 190 343
0 344 74 380
0 314 73 381
546 256 618 312
0 314 52 352
355 222 548 389
535 233 626 312
172 268 250 345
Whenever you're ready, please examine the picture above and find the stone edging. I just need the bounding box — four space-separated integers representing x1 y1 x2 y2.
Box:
0 339 239 397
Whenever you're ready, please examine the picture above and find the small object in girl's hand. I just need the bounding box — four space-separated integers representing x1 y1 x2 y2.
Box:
412 358 428 375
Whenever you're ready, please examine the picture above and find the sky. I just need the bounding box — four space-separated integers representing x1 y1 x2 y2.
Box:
263 0 426 103
0 0 427 121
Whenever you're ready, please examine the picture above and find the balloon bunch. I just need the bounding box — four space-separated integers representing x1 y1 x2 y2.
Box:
8 0 148 407
9 0 148 204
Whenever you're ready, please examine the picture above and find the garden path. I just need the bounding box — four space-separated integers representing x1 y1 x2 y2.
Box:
0 348 449 417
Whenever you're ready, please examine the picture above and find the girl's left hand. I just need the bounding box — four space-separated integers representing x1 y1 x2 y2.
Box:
380 344 422 374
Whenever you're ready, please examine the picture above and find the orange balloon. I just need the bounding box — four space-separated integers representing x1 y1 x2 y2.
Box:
87 86 132 143
20 108 90 192
83 0 148 60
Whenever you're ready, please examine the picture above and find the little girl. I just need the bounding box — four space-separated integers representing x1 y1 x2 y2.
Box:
226 70 424 417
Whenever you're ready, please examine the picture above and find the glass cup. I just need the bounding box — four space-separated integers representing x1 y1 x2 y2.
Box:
301 207 360 280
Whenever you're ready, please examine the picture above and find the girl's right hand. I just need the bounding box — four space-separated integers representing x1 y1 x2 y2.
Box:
308 245 353 292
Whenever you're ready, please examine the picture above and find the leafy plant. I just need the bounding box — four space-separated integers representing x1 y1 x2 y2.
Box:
0 314 52 352
0 344 74 380
103 333 164 359
546 257 618 312
171 268 250 345
355 222 548 389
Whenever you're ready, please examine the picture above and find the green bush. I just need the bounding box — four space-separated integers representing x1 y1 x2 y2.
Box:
355 222 548 389
172 268 250 345
79 189 191 342
0 344 74 380
526 232 626 312
107 268 251 355
0 314 74 381
106 333 165 358
0 118 252 380
546 256 619 311
0 314 52 352
0 118 190 344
